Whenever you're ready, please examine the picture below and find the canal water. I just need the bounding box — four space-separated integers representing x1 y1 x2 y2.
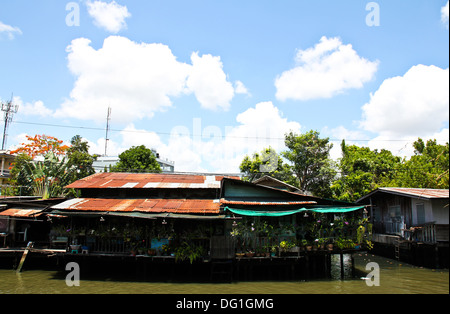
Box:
0 254 448 294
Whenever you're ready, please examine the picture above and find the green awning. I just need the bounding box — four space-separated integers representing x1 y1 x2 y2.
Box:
225 207 305 217
308 206 365 213
225 206 365 217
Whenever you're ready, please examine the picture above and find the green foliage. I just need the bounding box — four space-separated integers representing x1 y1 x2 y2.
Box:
66 135 97 181
283 130 336 198
7 134 97 197
111 145 162 173
174 241 205 264
238 133 448 202
331 139 449 202
388 139 449 189
7 153 34 195
14 152 76 198
239 147 294 184
331 140 402 201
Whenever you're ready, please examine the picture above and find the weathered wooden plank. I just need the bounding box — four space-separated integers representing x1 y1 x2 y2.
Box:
16 242 34 273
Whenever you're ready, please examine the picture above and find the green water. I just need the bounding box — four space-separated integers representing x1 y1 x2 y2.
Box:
0 254 448 294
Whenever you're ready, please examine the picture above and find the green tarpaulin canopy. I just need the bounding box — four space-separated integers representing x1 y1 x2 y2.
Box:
225 206 365 217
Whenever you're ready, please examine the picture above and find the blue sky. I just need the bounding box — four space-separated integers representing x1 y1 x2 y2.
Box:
1 0 449 173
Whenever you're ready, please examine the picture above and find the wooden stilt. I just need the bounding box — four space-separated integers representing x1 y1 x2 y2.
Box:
16 242 34 273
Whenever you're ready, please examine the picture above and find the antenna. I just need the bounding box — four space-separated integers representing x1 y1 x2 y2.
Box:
104 106 111 156
1 94 19 151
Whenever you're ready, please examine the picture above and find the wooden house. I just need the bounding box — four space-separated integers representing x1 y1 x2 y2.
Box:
49 173 232 254
46 173 365 258
0 197 62 248
0 173 371 281
356 187 449 267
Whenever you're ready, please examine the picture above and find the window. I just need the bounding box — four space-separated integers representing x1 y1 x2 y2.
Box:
0 218 8 233
416 203 425 225
387 205 403 235
389 205 401 220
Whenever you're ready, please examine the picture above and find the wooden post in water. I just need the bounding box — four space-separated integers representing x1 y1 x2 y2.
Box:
16 242 34 273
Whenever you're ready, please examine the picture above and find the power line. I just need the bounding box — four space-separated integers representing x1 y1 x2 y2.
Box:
12 120 448 143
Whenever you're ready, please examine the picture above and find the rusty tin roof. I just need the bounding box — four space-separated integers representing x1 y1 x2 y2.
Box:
66 173 238 189
52 198 221 214
0 208 43 218
379 187 449 199
357 187 449 202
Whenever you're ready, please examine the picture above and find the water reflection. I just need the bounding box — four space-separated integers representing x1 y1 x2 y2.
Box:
0 254 448 294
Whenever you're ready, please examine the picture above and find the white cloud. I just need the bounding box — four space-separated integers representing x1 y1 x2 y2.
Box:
442 1 449 28
275 36 379 101
55 36 191 123
0 21 22 39
89 102 301 173
360 65 449 139
367 128 449 159
234 80 250 96
56 36 237 124
190 101 301 172
187 52 235 111
7 133 28 153
212 101 301 172
14 97 53 117
86 0 131 33
358 64 449 159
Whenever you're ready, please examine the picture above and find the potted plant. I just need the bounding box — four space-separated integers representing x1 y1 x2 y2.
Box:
161 244 171 256
305 240 312 251
313 239 319 251
245 250 255 258
326 239 334 251
174 242 204 264
270 245 278 257
317 238 326 250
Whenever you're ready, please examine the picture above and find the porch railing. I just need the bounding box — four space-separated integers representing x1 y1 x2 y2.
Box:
404 223 437 244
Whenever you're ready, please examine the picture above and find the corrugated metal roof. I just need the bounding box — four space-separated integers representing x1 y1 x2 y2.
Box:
52 198 221 214
66 173 239 189
0 208 43 217
357 187 449 202
379 187 449 199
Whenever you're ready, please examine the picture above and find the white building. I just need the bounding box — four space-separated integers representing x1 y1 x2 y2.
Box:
93 149 175 173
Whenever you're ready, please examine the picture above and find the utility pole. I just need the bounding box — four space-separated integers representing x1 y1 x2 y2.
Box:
1 95 19 151
104 106 111 156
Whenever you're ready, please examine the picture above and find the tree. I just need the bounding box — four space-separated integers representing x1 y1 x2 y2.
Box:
239 147 295 184
331 140 402 202
10 152 76 198
66 135 97 181
7 134 96 197
390 139 449 189
7 153 34 195
282 131 336 198
10 134 69 159
111 145 161 173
